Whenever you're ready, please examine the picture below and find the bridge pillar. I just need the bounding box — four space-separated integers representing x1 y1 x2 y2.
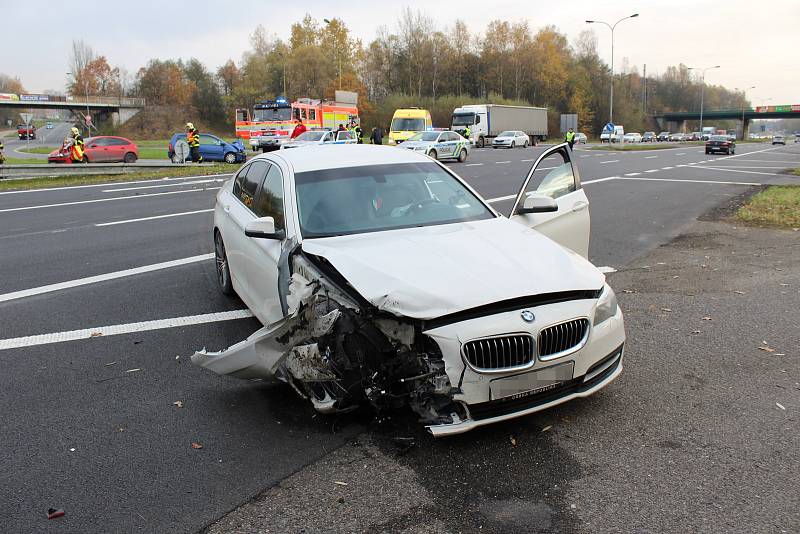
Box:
741 117 750 141
112 107 140 126
666 120 684 133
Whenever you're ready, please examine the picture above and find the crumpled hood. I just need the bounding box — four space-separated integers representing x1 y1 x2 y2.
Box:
301 217 604 320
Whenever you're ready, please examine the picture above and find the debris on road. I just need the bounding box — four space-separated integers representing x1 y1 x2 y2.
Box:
104 361 117 366
173 401 184 408
47 508 65 520
702 316 713 321
191 442 203 449
90 331 103 337
510 436 517 447
776 403 786 411
541 425 553 432
334 481 348 486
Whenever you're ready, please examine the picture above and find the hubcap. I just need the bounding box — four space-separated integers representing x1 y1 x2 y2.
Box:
215 237 227 285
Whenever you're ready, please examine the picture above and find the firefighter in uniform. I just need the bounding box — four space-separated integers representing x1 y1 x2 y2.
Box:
69 127 85 163
564 127 576 150
186 122 203 163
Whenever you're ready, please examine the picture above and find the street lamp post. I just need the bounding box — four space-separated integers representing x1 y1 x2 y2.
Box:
586 13 639 124
323 18 343 91
687 65 720 134
737 85 755 140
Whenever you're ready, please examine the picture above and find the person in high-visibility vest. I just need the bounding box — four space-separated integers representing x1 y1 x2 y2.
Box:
69 127 85 163
0 138 5 164
464 125 471 143
564 127 576 150
186 122 203 163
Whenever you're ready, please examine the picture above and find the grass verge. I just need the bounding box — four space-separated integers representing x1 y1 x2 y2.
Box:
2 157 45 164
18 146 55 154
736 185 800 228
0 163 238 191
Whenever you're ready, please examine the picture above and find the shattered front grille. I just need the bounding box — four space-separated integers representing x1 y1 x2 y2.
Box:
537 319 589 359
462 335 534 371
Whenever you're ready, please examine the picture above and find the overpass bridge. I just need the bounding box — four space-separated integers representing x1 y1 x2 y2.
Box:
654 105 800 139
0 95 145 128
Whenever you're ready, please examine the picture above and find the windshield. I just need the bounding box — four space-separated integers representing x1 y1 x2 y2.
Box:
498 131 516 137
391 118 425 132
296 131 326 141
451 113 475 126
408 132 440 142
295 162 493 238
253 107 292 122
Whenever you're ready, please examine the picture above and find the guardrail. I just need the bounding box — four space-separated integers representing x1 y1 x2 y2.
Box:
0 162 215 180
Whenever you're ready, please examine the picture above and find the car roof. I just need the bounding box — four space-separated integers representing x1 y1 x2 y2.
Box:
258 144 433 173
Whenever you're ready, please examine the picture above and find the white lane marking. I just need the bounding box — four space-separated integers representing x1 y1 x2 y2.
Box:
598 266 617 274
580 155 591 158
730 159 800 164
0 253 213 304
698 167 786 177
95 209 214 227
676 153 686 155
486 194 516 204
496 161 511 164
689 163 698 165
0 173 232 196
644 156 658 159
582 177 618 185
600 160 619 164
0 310 253 351
698 165 787 169
618 177 761 186
624 172 642 176
645 169 659 173
661 167 674 170
521 159 535 162
101 178 224 192
464 163 483 167
0 188 220 214
676 164 688 167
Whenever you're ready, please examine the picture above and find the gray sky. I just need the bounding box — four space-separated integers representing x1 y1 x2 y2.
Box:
2 0 797 106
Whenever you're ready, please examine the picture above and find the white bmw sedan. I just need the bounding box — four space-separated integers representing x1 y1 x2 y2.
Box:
193 144 625 436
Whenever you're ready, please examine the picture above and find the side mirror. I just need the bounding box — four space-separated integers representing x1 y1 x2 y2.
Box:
244 216 285 240
517 194 558 214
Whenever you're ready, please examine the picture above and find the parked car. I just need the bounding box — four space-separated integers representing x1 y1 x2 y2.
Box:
492 130 530 148
687 132 702 141
168 133 246 163
657 132 671 142
706 135 735 155
17 124 36 140
795 134 800 144
772 134 786 145
48 136 139 163
400 130 469 161
194 144 625 437
281 129 357 149
574 132 588 144
669 132 686 142
623 132 642 143
642 132 656 142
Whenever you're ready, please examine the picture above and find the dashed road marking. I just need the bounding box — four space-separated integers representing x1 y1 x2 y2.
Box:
0 188 220 214
644 156 658 159
600 160 619 164
624 172 641 176
0 173 232 196
645 169 659 173
698 167 786 177
95 209 214 227
0 253 213 304
661 167 674 170
676 153 686 155
618 177 761 186
0 310 254 351
598 266 617 274
495 161 511 164
464 163 483 166
486 194 516 204
100 178 224 192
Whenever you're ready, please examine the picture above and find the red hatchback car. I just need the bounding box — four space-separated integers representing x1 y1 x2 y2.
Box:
48 136 139 163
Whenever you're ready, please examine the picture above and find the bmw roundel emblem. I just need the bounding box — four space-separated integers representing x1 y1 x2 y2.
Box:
520 310 535 323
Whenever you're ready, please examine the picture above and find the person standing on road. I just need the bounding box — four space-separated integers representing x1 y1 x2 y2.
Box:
337 124 346 132
370 126 383 145
186 122 203 163
352 121 363 144
464 125 471 143
290 119 306 139
564 127 576 150
69 127 85 163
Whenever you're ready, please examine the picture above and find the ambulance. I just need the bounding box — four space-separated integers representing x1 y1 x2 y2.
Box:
236 96 359 152
387 108 433 145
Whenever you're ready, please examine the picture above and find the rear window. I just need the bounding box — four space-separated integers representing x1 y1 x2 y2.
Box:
709 135 728 141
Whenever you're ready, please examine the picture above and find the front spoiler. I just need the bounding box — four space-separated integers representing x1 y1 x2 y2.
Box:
426 346 623 437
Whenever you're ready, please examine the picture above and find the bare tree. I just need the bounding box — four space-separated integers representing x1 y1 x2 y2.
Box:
68 39 95 88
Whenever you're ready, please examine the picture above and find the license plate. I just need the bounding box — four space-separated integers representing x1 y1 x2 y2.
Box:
490 361 575 401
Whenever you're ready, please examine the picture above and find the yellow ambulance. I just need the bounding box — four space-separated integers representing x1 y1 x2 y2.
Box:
388 108 433 144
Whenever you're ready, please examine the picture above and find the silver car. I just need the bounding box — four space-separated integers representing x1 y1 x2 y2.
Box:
399 130 469 162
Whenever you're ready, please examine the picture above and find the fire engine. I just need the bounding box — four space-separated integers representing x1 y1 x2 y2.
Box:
236 96 359 152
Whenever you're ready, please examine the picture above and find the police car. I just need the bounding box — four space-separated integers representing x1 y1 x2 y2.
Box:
399 130 469 162
280 129 357 149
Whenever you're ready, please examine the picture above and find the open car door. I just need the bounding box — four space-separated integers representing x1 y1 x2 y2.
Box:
507 143 590 258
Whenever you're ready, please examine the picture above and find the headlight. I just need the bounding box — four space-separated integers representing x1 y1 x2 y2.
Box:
593 285 618 325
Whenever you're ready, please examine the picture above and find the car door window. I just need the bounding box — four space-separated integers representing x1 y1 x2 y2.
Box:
513 146 576 210
108 138 128 146
253 164 285 231
236 160 267 210
200 135 219 146
89 138 109 147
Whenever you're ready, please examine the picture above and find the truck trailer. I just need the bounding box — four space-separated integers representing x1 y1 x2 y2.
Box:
451 104 548 148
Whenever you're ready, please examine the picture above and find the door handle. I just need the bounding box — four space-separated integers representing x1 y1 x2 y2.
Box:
223 204 231 213
572 201 589 212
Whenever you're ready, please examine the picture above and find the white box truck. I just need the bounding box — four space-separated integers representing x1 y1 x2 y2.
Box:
451 104 548 148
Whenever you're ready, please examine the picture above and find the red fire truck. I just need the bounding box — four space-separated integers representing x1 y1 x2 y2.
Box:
236 96 359 152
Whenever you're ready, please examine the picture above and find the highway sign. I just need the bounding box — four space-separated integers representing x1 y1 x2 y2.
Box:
20 112 33 125
603 122 615 133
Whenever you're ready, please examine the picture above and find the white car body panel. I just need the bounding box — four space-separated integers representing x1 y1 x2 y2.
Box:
400 131 469 160
194 144 625 436
492 131 529 148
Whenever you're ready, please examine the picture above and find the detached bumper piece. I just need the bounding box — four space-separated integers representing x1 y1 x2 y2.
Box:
426 344 624 437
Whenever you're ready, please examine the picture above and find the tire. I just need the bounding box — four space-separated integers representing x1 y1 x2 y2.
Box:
123 152 137 163
511 141 516 149
214 231 234 295
428 149 438 160
524 139 529 148
224 152 237 164
730 149 735 155
457 148 467 162
171 154 182 163
705 150 709 154
261 147 268 153
477 136 485 148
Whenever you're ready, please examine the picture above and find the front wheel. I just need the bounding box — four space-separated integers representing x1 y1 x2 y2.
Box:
224 152 237 164
524 140 529 148
123 152 137 163
510 141 516 148
428 149 438 160
457 148 467 162
214 231 234 295
477 137 485 148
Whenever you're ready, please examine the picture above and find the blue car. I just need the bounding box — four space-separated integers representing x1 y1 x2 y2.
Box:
168 133 246 163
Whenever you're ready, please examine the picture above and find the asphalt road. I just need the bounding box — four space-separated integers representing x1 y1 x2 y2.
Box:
3 121 73 159
1 141 798 533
